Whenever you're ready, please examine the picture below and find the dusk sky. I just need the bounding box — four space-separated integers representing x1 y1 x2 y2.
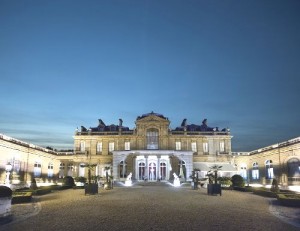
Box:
1 0 299 151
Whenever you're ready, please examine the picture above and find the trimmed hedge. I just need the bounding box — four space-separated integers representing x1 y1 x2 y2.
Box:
251 188 276 198
277 194 300 207
12 192 32 204
0 186 12 198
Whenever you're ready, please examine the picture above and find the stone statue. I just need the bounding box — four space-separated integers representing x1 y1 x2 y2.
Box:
181 118 187 127
98 119 106 127
119 119 123 127
126 172 132 181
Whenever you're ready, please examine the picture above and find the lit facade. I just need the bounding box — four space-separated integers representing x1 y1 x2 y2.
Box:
0 112 299 191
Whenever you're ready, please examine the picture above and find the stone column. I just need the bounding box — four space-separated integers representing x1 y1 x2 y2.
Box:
145 156 149 180
157 155 161 181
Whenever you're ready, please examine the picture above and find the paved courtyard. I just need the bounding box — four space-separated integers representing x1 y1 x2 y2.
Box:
2 182 300 231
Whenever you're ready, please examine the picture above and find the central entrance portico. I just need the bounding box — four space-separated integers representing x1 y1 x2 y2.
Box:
112 150 193 182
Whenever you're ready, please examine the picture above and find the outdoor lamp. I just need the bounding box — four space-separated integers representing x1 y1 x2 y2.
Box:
5 163 12 173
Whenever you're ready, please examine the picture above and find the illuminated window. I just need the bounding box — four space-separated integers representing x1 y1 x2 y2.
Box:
96 142 102 153
178 160 186 178
119 161 127 178
59 163 65 178
147 129 158 149
240 165 247 179
160 162 167 180
109 142 114 152
287 158 300 179
252 162 259 180
48 163 54 178
175 142 181 150
191 142 197 152
34 161 42 177
203 142 208 153
80 141 85 152
138 162 145 180
67 163 73 177
125 141 130 151
220 141 225 152
265 160 274 179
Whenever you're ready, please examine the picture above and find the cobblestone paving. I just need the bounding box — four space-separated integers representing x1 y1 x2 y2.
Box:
1 183 300 231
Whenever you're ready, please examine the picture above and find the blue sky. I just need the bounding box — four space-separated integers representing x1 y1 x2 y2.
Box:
1 0 299 151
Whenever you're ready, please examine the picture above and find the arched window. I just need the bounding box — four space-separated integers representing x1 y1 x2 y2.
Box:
146 129 158 149
252 162 259 180
160 162 167 180
67 163 73 177
287 158 300 180
265 160 274 179
138 162 145 180
59 163 65 178
48 163 54 178
34 161 42 177
178 160 186 179
240 164 247 179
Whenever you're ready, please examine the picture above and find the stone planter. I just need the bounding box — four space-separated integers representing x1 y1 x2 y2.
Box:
84 184 98 195
0 186 13 224
207 184 222 196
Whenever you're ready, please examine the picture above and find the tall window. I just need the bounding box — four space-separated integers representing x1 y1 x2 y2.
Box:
59 163 65 178
252 162 259 180
109 142 115 152
240 165 247 179
265 160 274 179
48 163 54 178
175 141 181 150
34 161 42 177
80 141 85 152
287 158 300 179
147 129 158 149
96 142 102 153
191 142 197 152
178 160 186 178
119 161 127 178
67 163 73 177
125 141 130 151
160 162 167 180
220 141 225 152
203 142 209 153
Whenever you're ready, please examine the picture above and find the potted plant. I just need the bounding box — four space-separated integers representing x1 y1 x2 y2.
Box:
83 164 98 195
207 165 222 196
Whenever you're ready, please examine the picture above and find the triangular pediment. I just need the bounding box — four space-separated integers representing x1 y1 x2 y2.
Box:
135 112 170 125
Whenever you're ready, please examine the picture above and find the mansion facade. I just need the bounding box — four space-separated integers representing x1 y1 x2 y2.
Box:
0 112 299 191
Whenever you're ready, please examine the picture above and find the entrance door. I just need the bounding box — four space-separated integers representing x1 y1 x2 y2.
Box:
138 162 145 180
148 162 156 181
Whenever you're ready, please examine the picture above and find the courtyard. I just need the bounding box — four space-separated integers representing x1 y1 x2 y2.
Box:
2 183 300 231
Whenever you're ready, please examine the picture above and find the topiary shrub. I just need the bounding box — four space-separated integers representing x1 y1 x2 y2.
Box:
0 186 12 198
63 176 75 187
271 179 279 193
231 174 245 187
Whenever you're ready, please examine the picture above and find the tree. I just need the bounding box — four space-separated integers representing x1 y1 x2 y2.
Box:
231 174 245 187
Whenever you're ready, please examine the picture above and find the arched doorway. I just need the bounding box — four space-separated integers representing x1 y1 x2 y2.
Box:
148 162 156 181
138 162 145 180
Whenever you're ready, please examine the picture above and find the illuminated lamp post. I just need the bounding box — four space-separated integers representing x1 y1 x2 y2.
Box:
5 163 12 185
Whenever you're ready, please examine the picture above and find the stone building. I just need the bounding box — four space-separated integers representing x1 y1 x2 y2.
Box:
0 112 299 192
73 112 234 182
234 137 300 191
